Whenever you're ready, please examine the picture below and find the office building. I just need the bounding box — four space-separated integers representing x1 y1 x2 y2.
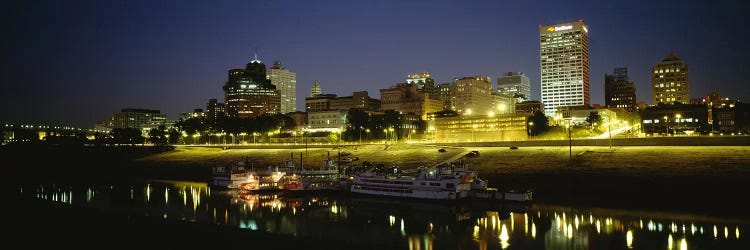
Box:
406 71 435 94
496 72 531 103
267 60 297 114
652 52 689 105
451 76 493 116
540 20 590 116
223 53 280 118
604 67 637 112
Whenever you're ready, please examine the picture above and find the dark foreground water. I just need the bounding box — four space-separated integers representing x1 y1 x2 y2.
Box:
17 181 749 250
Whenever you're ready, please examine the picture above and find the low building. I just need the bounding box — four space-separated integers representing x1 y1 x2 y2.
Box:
515 101 543 114
307 110 348 133
640 103 709 135
434 113 528 142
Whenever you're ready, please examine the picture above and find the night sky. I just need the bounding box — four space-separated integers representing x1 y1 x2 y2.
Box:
2 0 748 128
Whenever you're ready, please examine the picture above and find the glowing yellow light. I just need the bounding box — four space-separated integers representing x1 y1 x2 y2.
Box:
567 224 573 239
596 220 601 234
679 238 687 250
668 234 673 249
736 227 740 239
626 230 633 249
473 225 480 239
499 224 510 249
725 226 729 239
531 223 537 239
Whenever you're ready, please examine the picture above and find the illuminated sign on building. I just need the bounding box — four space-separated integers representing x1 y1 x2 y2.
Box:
554 25 572 31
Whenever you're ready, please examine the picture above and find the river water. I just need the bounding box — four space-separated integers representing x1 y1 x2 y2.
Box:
19 181 748 250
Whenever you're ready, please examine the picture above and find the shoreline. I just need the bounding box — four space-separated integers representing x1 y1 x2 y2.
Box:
3 144 749 221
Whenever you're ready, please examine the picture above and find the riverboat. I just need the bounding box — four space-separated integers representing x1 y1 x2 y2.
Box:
210 160 259 191
350 165 472 200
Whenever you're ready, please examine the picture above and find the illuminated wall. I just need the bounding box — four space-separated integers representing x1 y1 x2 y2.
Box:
434 113 528 142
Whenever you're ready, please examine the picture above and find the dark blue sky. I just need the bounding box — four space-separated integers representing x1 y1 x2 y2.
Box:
2 0 748 128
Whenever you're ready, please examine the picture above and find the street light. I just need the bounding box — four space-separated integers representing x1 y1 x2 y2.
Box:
388 127 394 143
663 116 669 135
359 126 362 145
528 121 534 140
565 123 572 165
252 132 258 144
383 129 388 144
605 115 612 149
675 114 682 135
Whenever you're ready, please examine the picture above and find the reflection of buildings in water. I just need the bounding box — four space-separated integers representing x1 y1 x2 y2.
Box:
22 183 748 250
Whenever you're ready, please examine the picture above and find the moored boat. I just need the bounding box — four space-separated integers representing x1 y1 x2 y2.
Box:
350 165 472 200
210 159 259 191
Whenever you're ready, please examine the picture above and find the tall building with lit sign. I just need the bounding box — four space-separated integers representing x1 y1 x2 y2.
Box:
267 60 297 114
539 20 590 116
652 52 689 105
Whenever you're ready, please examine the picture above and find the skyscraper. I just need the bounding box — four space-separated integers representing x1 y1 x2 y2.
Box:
652 52 689 105
267 60 297 114
496 72 531 103
605 67 637 112
311 80 321 97
539 20 590 116
223 53 280 118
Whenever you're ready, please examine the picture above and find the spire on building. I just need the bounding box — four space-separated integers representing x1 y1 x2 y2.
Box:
311 80 321 97
251 48 261 64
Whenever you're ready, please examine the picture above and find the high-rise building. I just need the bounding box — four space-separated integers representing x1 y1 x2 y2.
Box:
223 53 280 118
267 60 297 114
496 72 531 103
311 80 321 97
435 83 452 111
605 67 637 112
406 71 435 94
451 76 493 116
540 20 590 116
652 52 689 105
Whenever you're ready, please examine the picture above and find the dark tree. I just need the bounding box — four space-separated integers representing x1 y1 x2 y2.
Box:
148 125 168 145
111 128 145 146
586 111 602 128
527 111 549 136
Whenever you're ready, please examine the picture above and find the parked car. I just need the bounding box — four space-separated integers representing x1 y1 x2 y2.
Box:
339 151 352 156
471 150 480 156
509 146 518 150
465 151 479 157
438 148 447 153
341 157 353 163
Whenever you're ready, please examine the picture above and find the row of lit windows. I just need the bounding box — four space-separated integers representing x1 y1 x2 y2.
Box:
653 67 684 73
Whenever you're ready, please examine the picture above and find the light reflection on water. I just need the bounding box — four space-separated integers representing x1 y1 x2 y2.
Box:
22 182 749 250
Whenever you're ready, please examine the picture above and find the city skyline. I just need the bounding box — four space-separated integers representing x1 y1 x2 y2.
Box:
2 0 748 127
